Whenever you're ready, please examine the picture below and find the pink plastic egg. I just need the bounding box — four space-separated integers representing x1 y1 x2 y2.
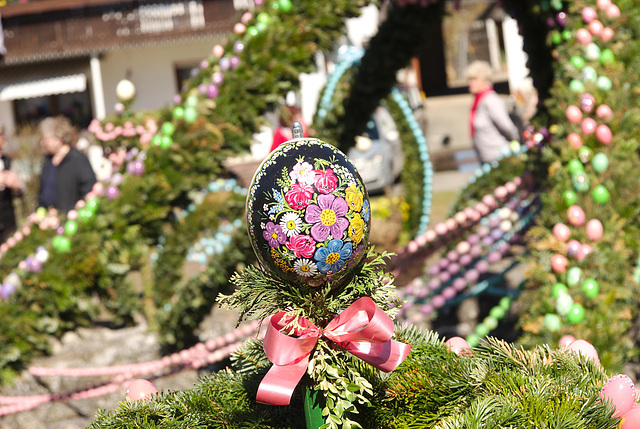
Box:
212 44 224 57
619 406 640 429
582 6 597 23
581 117 597 135
567 205 586 226
445 336 472 355
558 335 576 348
494 186 508 201
595 104 613 120
600 374 637 417
589 20 603 36
595 124 612 145
553 223 572 242
606 4 620 18
600 27 614 42
577 243 592 261
566 339 600 363
567 133 583 149
586 219 603 241
576 28 592 45
567 239 581 258
566 105 583 124
551 254 568 273
596 0 611 10
125 379 158 401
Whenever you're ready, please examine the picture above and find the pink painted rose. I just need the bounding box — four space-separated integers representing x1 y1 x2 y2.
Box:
286 234 316 258
314 168 338 194
285 183 313 210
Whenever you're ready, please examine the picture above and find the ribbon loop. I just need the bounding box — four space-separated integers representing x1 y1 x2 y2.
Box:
256 297 411 405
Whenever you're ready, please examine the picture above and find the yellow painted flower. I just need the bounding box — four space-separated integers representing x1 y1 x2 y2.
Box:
348 213 365 244
345 184 363 212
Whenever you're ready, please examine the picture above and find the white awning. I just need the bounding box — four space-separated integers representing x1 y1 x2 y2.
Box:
0 73 87 101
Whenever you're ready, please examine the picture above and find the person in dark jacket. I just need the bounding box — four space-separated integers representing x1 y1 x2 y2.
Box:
38 116 96 213
0 124 24 243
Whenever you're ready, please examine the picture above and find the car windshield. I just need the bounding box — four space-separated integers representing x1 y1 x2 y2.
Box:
363 119 379 140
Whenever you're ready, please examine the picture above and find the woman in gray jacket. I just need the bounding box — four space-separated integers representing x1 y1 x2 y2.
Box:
466 61 520 163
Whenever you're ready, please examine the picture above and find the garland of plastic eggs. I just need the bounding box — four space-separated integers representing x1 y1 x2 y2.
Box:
545 1 620 331
149 178 247 269
0 149 150 302
0 321 261 416
167 0 296 126
397 191 541 345
397 190 539 320
315 46 434 237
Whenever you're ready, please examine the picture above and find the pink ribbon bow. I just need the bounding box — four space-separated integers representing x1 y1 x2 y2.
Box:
256 296 411 406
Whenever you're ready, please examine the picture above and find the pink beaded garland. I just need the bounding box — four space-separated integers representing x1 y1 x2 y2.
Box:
434 222 448 236
494 186 508 201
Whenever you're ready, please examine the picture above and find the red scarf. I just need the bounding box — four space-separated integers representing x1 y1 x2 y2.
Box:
469 88 493 137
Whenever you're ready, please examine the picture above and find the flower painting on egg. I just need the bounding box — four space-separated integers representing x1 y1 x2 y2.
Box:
246 138 371 288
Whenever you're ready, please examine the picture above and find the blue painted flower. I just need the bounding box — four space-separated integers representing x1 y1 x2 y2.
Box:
314 239 352 273
361 200 370 222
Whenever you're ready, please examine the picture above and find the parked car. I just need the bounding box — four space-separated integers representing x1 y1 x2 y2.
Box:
347 106 403 194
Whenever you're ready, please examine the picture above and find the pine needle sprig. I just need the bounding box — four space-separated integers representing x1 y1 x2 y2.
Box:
218 246 400 327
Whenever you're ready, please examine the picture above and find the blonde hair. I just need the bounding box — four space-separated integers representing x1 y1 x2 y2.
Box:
466 60 494 84
39 116 77 146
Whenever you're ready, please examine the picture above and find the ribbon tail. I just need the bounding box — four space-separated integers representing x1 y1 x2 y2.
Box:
348 339 411 373
256 357 309 406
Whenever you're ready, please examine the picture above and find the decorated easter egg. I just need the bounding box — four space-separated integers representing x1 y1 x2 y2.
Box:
600 374 637 417
246 138 370 288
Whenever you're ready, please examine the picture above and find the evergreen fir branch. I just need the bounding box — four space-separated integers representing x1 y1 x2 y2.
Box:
219 247 398 327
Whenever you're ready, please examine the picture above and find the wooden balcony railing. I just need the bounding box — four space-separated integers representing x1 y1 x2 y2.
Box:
1 0 237 64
